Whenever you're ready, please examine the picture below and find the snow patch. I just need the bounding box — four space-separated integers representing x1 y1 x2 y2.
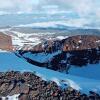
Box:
0 49 8 52
2 94 20 100
23 51 61 63
96 40 100 43
61 79 81 90
69 64 100 80
51 78 61 86
56 36 68 40
78 40 82 43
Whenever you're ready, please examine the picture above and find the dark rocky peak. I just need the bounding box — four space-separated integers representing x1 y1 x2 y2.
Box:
27 35 100 53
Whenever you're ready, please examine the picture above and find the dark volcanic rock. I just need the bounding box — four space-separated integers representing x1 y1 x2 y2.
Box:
20 84 29 94
0 71 100 100
62 35 100 51
30 35 100 52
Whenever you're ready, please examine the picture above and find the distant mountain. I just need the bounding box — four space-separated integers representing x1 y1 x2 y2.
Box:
0 26 100 51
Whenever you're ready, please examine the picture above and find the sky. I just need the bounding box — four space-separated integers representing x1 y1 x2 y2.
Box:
0 0 100 28
0 0 99 15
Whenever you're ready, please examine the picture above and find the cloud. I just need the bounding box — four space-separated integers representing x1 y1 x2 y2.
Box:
39 0 100 28
0 0 38 13
0 0 99 28
0 0 99 16
0 0 14 9
40 0 99 16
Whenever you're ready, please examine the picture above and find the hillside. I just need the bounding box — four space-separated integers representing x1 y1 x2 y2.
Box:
28 35 100 52
0 71 100 100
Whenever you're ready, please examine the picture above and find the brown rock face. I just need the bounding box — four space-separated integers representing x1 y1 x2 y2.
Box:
62 35 100 51
0 32 12 51
0 71 100 100
20 84 29 94
31 35 100 52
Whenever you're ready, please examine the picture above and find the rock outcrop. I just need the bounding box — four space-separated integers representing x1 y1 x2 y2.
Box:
0 71 100 100
28 35 100 52
0 32 12 51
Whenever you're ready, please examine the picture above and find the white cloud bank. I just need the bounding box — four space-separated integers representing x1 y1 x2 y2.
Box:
0 0 99 17
0 0 99 14
0 0 100 28
0 0 36 13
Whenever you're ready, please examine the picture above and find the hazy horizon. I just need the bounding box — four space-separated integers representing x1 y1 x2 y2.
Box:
0 0 100 29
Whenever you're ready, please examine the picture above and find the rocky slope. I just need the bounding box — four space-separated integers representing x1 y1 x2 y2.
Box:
0 71 100 100
23 35 100 52
17 35 100 72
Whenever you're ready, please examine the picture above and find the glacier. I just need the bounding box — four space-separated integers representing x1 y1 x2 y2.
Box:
0 51 100 94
